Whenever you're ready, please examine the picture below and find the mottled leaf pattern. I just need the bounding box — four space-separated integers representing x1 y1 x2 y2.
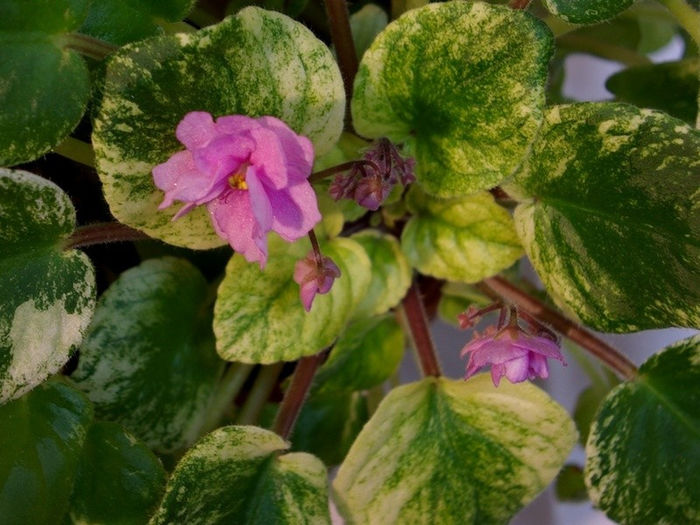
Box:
543 0 634 24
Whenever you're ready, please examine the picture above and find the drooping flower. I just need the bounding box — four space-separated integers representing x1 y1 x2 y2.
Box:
293 250 341 311
152 111 321 268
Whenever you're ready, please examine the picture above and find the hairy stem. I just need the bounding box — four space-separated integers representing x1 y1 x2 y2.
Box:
558 33 652 66
482 276 638 380
308 160 379 184
236 363 284 426
399 280 441 377
60 33 118 60
658 0 700 50
508 0 532 9
273 351 327 440
64 222 151 250
200 363 255 435
53 137 95 168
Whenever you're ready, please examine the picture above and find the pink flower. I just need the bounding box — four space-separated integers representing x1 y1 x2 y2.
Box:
293 251 341 311
461 327 566 387
152 111 321 268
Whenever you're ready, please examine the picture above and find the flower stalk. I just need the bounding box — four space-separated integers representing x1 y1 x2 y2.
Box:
64 222 151 250
235 363 284 425
400 280 441 377
59 32 118 60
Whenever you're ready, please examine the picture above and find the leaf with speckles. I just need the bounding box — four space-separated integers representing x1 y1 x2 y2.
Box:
506 103 700 332
333 375 577 524
214 237 370 364
0 379 93 524
351 231 411 319
72 257 225 453
401 187 523 283
585 335 700 523
150 425 330 525
92 7 345 249
351 2 553 198
349 4 388 60
0 169 95 404
543 0 634 24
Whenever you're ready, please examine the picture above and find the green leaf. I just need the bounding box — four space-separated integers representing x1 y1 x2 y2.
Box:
437 281 494 327
401 188 523 283
0 33 90 166
0 169 95 404
543 0 634 24
72 257 224 453
555 465 588 502
606 59 699 125
585 335 700 523
214 237 371 364
151 425 330 524
333 375 577 524
315 315 404 395
349 4 388 60
351 230 411 318
507 103 700 332
351 2 553 197
291 391 369 467
66 421 167 525
92 7 345 249
0 379 93 524
0 0 89 33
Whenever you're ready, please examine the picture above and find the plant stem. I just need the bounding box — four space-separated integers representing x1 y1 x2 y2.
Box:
399 280 441 377
155 18 198 34
273 352 327 440
557 33 652 66
64 222 151 250
60 33 119 60
658 0 700 50
323 0 358 126
52 137 95 168
509 0 532 9
482 276 638 380
200 363 255 435
236 363 284 426
308 160 379 184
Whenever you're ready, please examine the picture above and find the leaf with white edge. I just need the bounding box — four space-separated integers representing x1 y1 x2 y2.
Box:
506 103 700 332
401 187 523 283
585 335 700 524
314 315 404 395
67 421 167 524
72 257 224 453
0 169 95 404
351 2 553 197
215 236 370 364
150 425 330 525
351 230 411 319
0 379 93 524
349 4 388 60
92 7 345 249
333 375 577 525
543 0 634 24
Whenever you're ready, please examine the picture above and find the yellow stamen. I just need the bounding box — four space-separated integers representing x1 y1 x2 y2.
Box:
228 165 248 190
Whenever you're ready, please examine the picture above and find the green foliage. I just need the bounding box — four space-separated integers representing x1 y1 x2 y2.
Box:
349 4 388 60
555 465 588 502
0 169 95 404
72 257 224 453
508 103 700 332
543 0 634 24
585 335 700 523
352 1 553 197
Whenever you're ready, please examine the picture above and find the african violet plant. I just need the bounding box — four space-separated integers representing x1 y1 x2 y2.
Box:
0 0 698 522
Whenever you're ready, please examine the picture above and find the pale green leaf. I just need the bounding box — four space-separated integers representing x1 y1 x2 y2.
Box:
150 425 330 524
333 375 577 524
350 4 388 60
437 281 494 327
352 2 553 197
0 169 95 404
72 257 224 453
401 188 523 283
214 237 371 364
585 335 700 523
92 7 345 249
543 0 634 24
507 103 700 332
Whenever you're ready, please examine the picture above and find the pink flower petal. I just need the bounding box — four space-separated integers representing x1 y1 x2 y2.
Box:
215 115 260 135
193 135 254 182
490 363 506 386
176 111 218 149
503 355 531 384
245 168 273 239
153 151 217 209
528 353 550 380
266 182 321 242
258 116 314 181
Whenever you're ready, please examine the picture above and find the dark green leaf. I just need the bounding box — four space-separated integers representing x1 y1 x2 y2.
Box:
555 465 588 502
543 0 634 24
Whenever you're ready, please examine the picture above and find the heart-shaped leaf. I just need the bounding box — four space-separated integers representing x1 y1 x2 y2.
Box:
92 7 345 249
401 188 523 283
585 335 700 523
72 257 224 453
351 2 553 197
333 375 576 524
151 425 330 524
0 169 95 404
543 0 634 24
507 103 700 332
214 237 370 363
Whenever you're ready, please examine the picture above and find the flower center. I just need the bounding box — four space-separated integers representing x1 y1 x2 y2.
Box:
228 164 248 190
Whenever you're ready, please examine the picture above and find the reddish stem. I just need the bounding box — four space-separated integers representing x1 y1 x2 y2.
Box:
308 159 380 184
64 222 150 250
508 0 533 9
400 281 441 377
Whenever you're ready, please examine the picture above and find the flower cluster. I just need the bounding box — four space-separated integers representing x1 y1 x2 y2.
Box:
329 138 415 210
293 250 341 311
152 111 321 268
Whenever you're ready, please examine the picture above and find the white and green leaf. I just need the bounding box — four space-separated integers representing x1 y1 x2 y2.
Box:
543 0 635 24
333 375 577 524
0 169 95 404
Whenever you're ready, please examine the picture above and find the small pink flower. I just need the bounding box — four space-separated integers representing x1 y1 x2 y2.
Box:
152 111 321 268
461 326 566 387
293 251 341 311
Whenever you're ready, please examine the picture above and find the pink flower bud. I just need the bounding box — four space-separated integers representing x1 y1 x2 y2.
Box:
293 251 341 312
